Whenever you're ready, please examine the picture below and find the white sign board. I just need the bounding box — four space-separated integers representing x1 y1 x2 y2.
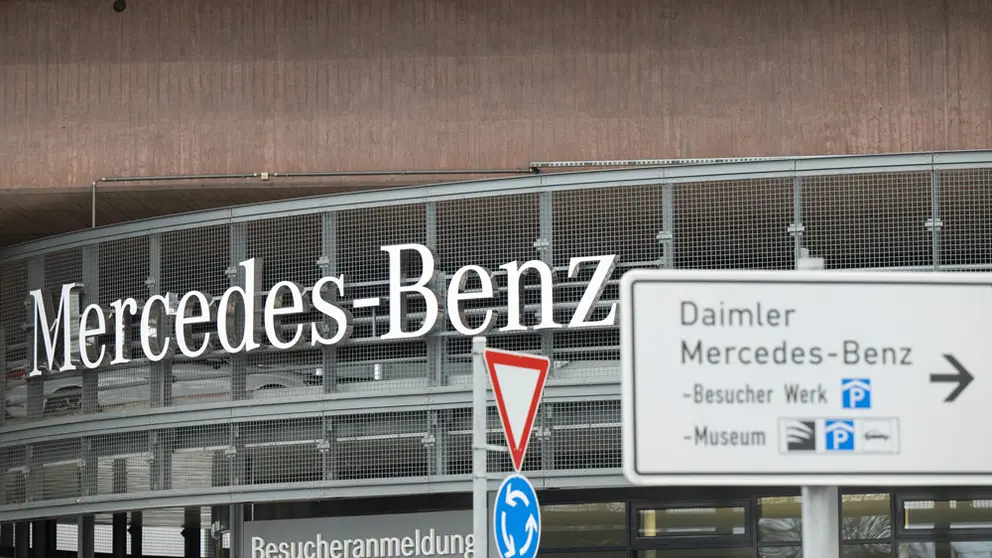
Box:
620 269 992 486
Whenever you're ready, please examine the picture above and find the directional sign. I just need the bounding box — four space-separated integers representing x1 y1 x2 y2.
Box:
620 269 992 486
493 473 542 558
484 348 550 472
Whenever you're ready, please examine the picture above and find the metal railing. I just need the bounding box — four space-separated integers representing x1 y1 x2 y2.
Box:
0 150 990 522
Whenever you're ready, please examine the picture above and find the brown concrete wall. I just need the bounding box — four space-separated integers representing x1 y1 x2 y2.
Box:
2 0 991 190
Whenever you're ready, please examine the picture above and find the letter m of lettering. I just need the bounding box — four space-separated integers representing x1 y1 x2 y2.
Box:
28 283 86 376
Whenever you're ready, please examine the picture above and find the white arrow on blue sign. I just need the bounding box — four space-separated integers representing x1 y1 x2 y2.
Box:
493 473 541 558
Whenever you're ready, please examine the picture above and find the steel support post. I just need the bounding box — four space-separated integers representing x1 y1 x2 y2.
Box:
77 514 95 558
425 201 445 386
0 328 6 430
129 511 143 558
25 257 44 423
23 445 40 507
147 233 174 408
182 507 201 558
319 212 339 393
112 457 128 558
111 512 127 558
80 245 100 413
797 250 839 557
150 429 173 491
428 409 449 476
790 176 806 265
471 336 489 558
0 523 11 555
539 405 554 471
928 167 943 271
228 504 244 558
13 522 28 558
31 519 53 558
537 192 554 362
228 223 250 402
659 183 674 269
320 416 338 481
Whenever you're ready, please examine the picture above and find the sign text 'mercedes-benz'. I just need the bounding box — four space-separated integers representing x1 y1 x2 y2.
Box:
27 243 619 375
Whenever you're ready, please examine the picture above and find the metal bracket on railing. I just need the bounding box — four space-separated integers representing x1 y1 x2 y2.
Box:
925 218 943 232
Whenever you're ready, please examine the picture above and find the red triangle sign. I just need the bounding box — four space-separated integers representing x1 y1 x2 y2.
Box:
483 348 551 472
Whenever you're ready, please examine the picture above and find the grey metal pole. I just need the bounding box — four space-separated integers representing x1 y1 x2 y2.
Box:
801 486 840 557
796 253 840 558
472 336 489 558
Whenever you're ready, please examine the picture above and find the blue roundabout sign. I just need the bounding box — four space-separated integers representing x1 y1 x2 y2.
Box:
493 473 542 558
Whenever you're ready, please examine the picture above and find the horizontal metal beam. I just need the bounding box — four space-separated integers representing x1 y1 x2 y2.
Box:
0 376 620 447
5 150 992 262
0 469 627 522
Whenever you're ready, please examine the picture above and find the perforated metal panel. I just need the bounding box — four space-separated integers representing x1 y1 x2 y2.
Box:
1 155 990 526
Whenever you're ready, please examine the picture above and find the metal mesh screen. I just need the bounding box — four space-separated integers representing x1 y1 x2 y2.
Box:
337 204 429 390
2 158 992 524
437 194 543 376
1 260 27 425
939 168 992 270
673 178 794 270
803 171 933 270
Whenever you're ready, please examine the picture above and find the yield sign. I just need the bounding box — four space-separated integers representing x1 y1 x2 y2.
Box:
483 348 551 472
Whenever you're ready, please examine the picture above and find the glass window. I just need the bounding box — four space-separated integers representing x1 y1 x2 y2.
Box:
758 496 802 543
637 505 746 539
842 543 890 557
639 549 752 558
758 547 800 557
897 541 992 557
842 493 891 540
554 552 628 558
902 498 992 531
540 502 627 548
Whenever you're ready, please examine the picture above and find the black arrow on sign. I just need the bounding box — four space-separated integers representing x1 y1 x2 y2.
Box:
930 354 974 403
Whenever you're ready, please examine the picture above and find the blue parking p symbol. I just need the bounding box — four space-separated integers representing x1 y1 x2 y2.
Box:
841 379 871 409
824 420 855 451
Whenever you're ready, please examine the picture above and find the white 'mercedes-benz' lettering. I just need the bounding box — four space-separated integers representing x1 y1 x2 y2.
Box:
264 280 306 350
175 290 212 358
380 243 442 340
249 529 475 558
78 301 108 368
109 297 138 365
310 275 352 346
26 243 618 374
446 264 495 336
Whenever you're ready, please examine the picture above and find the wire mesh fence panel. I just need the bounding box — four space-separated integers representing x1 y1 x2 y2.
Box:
37 438 82 501
938 168 992 271
91 237 153 416
335 204 430 392
244 214 324 401
802 171 933 270
243 417 324 485
171 424 231 491
160 224 233 407
333 409 430 481
437 193 544 383
1 260 27 425
1 444 26 505
93 431 150 496
551 185 662 377
552 400 622 471
673 178 795 270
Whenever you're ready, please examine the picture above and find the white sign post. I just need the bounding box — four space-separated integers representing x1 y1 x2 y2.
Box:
619 268 992 551
795 255 838 558
471 337 490 558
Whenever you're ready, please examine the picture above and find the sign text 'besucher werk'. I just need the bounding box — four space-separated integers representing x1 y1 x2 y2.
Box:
27 243 618 375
